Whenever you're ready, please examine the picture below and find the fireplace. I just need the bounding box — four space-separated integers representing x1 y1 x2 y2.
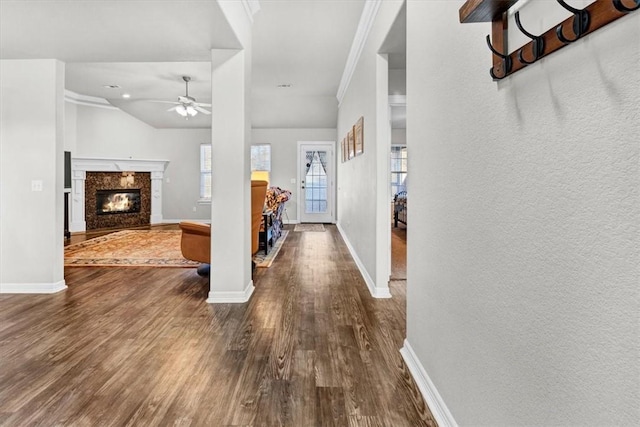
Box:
96 189 141 215
70 158 169 232
83 172 151 230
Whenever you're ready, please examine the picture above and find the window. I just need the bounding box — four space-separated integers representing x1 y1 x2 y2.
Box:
251 144 271 182
390 145 407 198
200 143 212 200
251 144 271 171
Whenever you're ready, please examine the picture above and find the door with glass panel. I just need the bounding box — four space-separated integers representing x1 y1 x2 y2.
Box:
298 142 334 223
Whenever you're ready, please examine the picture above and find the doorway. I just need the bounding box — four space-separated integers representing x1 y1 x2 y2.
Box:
298 142 335 223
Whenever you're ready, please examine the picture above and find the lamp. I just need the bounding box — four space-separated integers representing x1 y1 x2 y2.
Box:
251 170 270 183
175 105 187 117
175 104 198 118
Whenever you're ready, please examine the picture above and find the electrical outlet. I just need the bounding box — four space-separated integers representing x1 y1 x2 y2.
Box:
193 206 197 212
31 180 43 192
290 178 296 184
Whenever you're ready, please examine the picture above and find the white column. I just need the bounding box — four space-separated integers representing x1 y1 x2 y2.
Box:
150 171 163 224
70 170 86 232
0 59 66 293
374 53 392 298
208 48 253 303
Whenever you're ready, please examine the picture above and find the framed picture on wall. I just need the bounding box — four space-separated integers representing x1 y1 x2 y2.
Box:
347 128 355 160
354 116 364 156
340 138 346 162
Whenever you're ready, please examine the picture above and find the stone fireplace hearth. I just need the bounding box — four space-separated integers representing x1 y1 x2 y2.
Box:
70 158 169 233
85 173 149 230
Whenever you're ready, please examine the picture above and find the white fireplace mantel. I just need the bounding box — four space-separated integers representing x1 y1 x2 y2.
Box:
70 157 169 232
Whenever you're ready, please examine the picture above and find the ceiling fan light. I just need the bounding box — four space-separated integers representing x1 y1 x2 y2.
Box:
186 106 198 116
175 105 188 117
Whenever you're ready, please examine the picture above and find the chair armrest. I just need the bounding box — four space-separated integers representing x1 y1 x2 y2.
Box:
179 221 211 237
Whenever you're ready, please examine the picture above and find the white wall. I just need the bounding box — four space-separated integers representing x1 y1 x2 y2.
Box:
389 68 406 95
252 128 336 222
391 128 406 145
0 59 66 293
337 1 403 295
67 104 211 221
406 2 639 425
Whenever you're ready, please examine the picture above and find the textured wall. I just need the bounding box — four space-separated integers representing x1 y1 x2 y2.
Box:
85 172 151 230
406 1 639 425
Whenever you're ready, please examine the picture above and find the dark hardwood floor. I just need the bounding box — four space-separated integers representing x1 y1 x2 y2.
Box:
1 225 435 426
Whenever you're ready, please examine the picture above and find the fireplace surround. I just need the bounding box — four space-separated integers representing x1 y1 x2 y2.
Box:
70 158 169 232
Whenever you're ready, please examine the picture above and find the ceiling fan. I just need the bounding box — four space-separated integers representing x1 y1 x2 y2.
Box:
152 76 211 118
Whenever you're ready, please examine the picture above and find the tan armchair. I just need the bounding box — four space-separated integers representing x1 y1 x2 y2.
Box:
179 180 268 271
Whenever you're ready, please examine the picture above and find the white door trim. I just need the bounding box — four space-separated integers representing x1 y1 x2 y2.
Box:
297 141 336 223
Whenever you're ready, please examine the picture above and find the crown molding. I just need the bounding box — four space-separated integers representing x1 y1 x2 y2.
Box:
241 0 261 24
336 0 383 106
64 90 118 110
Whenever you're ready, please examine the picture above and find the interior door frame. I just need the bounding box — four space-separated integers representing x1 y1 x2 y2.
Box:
297 141 336 224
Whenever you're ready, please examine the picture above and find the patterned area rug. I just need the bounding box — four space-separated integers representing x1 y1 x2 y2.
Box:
65 230 200 267
253 230 288 268
294 223 325 232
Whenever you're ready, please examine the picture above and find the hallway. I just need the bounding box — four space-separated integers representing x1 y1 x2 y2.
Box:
0 225 434 426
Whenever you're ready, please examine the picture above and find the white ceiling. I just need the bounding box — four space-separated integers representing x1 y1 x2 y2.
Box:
0 0 366 130
251 0 365 128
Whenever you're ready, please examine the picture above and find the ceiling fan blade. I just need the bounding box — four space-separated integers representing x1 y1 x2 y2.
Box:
194 102 211 107
166 105 180 112
146 100 180 105
194 106 211 115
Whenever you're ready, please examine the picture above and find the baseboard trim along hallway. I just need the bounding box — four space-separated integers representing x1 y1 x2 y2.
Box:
336 222 391 298
400 339 458 427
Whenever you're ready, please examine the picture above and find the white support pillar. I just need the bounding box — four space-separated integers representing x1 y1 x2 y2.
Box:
374 53 392 298
150 171 164 224
208 48 253 303
70 170 86 232
0 59 66 294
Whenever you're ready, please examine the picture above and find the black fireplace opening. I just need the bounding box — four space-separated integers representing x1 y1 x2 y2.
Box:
96 189 141 215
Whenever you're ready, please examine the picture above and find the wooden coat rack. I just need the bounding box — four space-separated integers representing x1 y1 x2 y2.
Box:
459 0 639 80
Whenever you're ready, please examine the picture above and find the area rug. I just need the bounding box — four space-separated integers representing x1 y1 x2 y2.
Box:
64 230 200 267
253 230 288 268
294 223 325 232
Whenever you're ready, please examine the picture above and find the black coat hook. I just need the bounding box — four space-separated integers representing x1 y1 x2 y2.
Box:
613 0 640 12
514 11 545 65
555 0 590 43
486 34 512 80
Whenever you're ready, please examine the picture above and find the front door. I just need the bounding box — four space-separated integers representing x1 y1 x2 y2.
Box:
298 142 334 223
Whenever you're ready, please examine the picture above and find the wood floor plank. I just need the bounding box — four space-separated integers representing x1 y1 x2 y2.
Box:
0 224 434 426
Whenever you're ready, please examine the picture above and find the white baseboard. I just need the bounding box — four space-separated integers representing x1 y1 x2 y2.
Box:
0 279 67 294
336 222 391 299
206 280 254 303
69 220 86 233
282 219 299 225
400 339 457 427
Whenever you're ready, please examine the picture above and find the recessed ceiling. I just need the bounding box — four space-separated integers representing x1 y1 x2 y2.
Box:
66 62 212 129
